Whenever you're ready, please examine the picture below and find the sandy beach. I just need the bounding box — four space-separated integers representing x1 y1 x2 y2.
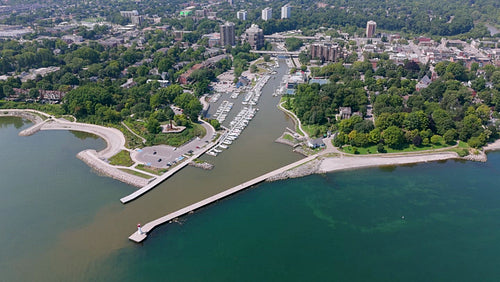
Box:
318 152 459 173
484 138 500 152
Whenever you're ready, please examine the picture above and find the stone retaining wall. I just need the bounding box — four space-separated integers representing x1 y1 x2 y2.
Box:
1 110 45 136
77 150 150 187
267 159 321 181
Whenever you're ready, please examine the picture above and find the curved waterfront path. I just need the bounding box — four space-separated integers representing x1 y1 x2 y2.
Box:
2 109 220 194
121 121 147 144
278 101 309 139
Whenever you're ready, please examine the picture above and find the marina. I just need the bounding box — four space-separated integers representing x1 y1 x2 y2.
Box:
212 100 233 123
205 72 272 157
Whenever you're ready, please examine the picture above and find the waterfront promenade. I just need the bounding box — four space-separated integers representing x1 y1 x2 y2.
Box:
129 154 318 242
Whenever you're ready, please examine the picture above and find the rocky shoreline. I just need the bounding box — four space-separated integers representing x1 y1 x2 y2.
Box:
461 150 487 162
189 161 214 170
77 150 150 187
267 159 322 181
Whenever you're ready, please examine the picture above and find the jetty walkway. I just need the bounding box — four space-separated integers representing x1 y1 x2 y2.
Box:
129 154 317 242
120 140 219 203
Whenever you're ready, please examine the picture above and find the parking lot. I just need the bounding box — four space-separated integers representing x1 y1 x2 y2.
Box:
133 120 216 168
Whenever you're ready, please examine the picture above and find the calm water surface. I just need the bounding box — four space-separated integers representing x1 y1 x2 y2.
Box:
92 155 500 282
3 116 500 281
3 61 500 280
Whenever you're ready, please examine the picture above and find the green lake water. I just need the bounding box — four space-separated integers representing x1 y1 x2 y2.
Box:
2 116 500 281
91 156 500 282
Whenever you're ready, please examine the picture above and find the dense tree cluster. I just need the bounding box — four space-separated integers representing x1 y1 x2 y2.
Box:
288 57 500 150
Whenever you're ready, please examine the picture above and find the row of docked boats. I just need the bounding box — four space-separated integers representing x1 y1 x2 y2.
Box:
210 92 222 103
212 100 233 123
206 107 258 157
242 75 271 106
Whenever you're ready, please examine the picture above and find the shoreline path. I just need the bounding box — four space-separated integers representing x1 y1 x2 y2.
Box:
1 109 216 190
3 109 500 242
128 132 499 242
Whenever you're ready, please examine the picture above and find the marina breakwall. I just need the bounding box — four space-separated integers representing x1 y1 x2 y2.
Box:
120 140 220 204
0 110 46 136
19 121 47 136
128 155 318 243
77 150 151 187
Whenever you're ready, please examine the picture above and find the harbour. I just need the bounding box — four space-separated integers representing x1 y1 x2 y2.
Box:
4 116 500 281
129 154 317 242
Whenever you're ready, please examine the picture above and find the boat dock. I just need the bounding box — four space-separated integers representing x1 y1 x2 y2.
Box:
120 140 219 203
128 154 317 242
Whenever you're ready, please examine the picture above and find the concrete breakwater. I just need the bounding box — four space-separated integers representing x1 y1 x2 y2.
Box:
19 120 47 136
77 150 151 187
1 110 46 136
129 154 318 242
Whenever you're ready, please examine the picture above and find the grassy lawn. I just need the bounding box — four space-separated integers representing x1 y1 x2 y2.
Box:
447 141 470 156
121 120 206 147
458 140 469 149
118 168 152 179
136 164 169 176
61 115 76 122
302 124 328 138
109 150 134 166
283 133 294 141
151 122 206 147
340 140 452 155
114 123 144 149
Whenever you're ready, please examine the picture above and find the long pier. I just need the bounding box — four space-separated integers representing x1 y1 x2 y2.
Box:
120 141 219 203
129 154 317 242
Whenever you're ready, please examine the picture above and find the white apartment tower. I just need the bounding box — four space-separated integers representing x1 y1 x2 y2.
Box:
366 20 377 38
262 7 272 21
237 10 247 21
281 4 291 19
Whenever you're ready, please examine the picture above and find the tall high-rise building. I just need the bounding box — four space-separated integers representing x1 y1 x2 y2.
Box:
220 22 235 47
228 0 233 6
281 4 291 19
243 24 264 50
262 7 272 21
310 43 341 62
366 20 377 38
237 10 247 21
131 15 143 26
